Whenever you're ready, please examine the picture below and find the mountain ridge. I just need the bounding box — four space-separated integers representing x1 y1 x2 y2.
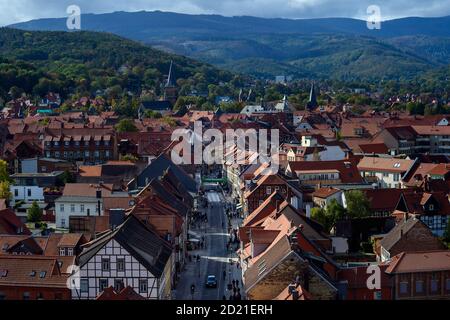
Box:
9 11 450 80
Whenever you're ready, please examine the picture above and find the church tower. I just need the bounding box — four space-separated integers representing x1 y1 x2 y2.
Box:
164 61 178 105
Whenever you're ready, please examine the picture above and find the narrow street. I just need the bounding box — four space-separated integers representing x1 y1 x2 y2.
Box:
175 189 243 300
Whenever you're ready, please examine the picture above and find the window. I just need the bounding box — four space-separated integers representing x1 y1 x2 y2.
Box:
101 258 110 272
85 151 90 157
94 151 100 158
59 248 66 256
23 292 30 300
61 219 66 228
41 166 47 172
0 292 5 300
400 282 408 294
36 292 43 300
394 174 400 182
431 279 439 293
71 204 75 213
80 205 85 213
416 280 424 293
27 189 31 197
80 279 88 293
429 204 434 211
117 258 125 272
446 279 450 290
114 279 124 292
14 189 18 197
105 150 110 158
39 271 46 278
60 204 64 212
266 187 272 195
139 280 148 293
99 279 108 292
67 247 73 256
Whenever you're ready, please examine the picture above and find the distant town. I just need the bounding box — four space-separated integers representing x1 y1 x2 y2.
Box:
0 56 449 302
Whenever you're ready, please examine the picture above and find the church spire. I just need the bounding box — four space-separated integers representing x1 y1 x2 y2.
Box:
307 82 318 109
166 60 175 88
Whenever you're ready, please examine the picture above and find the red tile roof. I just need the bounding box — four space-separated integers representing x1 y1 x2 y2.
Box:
0 209 31 235
288 159 363 184
386 251 450 274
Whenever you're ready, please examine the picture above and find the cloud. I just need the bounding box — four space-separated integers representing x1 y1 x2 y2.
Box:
1 0 449 26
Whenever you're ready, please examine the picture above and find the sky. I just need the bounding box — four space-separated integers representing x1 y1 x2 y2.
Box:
1 0 450 26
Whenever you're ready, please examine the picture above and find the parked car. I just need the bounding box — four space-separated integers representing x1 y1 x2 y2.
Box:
205 275 217 288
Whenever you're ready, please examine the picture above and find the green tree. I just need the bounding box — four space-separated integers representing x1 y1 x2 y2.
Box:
311 207 332 232
345 190 371 218
61 170 75 184
27 201 43 223
115 119 138 133
326 199 346 222
0 181 12 201
120 154 138 162
0 159 11 182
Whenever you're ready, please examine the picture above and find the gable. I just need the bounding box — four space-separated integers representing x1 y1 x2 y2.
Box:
79 239 156 278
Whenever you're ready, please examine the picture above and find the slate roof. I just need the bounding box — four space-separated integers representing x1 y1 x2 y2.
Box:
380 217 422 251
133 153 197 193
78 215 172 278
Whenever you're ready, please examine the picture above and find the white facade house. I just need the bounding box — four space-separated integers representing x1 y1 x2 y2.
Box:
72 215 173 300
10 185 44 206
55 196 101 229
357 157 415 189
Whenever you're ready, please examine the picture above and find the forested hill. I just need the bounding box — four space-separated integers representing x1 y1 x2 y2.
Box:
9 11 450 80
0 28 236 107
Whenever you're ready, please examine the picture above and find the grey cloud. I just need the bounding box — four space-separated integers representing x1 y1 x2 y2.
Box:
1 0 449 26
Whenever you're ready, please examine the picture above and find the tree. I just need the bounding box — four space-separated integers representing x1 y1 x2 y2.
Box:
345 190 371 218
326 199 346 222
27 201 43 223
61 170 75 184
0 159 11 182
115 119 138 133
0 181 11 201
311 207 332 232
120 154 138 162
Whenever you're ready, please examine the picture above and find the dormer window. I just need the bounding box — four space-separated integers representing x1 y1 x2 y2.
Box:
429 204 434 211
60 248 66 256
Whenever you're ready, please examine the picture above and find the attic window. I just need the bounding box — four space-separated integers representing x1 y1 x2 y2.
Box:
0 270 8 277
393 163 401 168
29 271 36 277
39 271 47 279
1 244 8 251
